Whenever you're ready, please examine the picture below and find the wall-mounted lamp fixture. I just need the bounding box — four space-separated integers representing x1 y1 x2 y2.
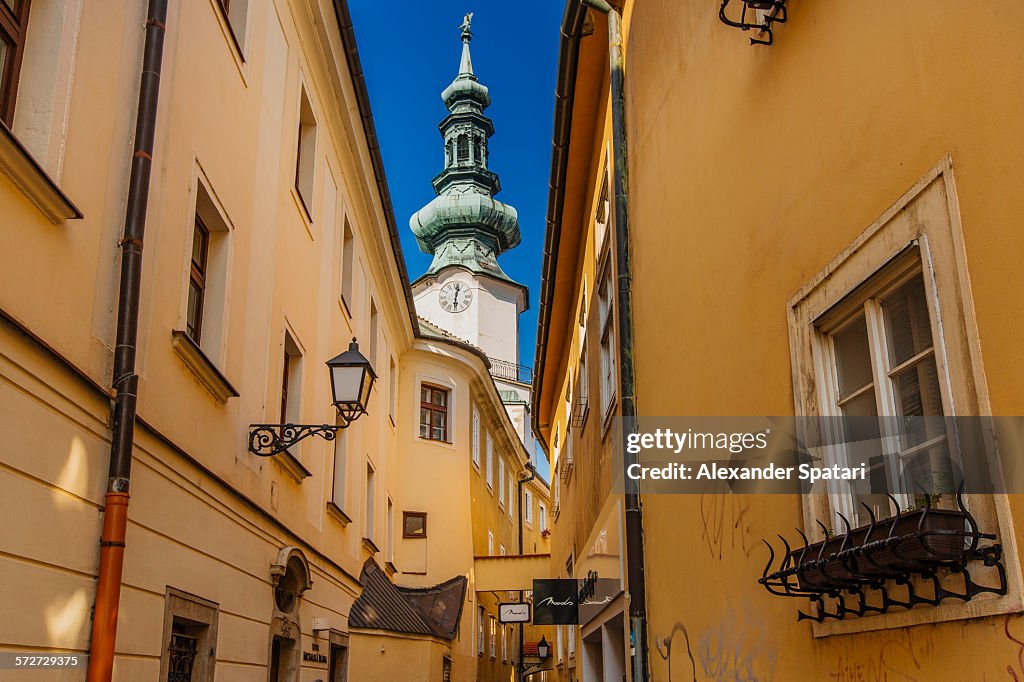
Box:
719 0 787 46
249 338 376 456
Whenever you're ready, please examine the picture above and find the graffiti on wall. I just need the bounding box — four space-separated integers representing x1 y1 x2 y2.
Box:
699 494 754 561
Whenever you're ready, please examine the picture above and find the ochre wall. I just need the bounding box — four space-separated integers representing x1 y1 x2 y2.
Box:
623 1 1024 679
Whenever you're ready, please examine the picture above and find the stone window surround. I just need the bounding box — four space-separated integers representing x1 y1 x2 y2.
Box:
787 156 1023 637
158 587 219 682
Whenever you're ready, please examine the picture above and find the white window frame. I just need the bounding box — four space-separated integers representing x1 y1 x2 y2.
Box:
472 407 481 468
597 258 617 418
477 605 485 655
539 502 547 532
525 490 534 526
498 457 506 506
487 530 494 556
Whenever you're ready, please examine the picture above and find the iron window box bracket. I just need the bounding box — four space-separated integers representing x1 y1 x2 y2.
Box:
757 491 1007 622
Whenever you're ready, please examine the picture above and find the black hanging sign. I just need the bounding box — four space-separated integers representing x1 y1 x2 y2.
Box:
532 579 579 625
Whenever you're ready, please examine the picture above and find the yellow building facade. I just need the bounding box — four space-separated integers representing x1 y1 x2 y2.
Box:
0 1 545 681
535 1 1024 681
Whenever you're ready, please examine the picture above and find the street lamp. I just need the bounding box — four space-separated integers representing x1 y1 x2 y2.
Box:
249 338 376 456
536 636 550 660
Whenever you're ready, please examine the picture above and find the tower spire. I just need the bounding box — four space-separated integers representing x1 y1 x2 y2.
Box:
409 16 521 282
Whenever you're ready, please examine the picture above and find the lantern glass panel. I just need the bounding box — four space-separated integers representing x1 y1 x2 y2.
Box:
331 365 365 405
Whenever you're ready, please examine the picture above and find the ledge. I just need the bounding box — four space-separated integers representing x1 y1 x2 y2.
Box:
385 561 397 578
0 121 82 224
326 501 351 527
272 448 312 483
171 330 239 403
362 537 380 556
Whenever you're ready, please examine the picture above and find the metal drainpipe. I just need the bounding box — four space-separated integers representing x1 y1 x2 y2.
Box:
517 462 536 681
87 2 168 680
578 2 650 681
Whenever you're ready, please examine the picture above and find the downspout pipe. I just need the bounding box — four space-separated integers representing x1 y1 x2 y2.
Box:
87 2 167 679
579 2 650 681
517 462 536 682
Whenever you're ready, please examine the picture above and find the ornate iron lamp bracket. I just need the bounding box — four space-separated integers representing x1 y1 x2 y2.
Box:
719 0 788 46
248 422 348 457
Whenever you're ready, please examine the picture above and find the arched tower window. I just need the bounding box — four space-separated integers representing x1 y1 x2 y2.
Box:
457 135 469 164
446 139 454 166
474 138 484 167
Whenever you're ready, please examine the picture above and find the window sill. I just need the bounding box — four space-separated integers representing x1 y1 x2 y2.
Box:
811 590 1021 638
291 186 314 236
326 501 351 527
272 448 312 483
362 537 380 555
0 120 82 224
171 330 239 403
418 436 455 449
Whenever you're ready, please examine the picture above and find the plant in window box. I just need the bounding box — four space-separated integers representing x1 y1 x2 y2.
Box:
760 490 1006 621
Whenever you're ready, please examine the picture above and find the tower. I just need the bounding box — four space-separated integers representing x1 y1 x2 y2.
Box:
410 15 527 368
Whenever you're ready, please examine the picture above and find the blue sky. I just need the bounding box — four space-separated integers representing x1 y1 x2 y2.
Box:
349 1 564 370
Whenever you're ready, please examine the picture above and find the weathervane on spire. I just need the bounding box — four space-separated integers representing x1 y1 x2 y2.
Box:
460 12 473 41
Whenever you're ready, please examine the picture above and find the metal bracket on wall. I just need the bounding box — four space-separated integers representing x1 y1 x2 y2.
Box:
718 0 788 46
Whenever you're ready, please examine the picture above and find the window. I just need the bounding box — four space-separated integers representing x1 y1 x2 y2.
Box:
386 497 394 563
556 624 563 661
388 357 397 421
186 216 209 344
331 426 348 509
489 616 497 658
501 624 508 661
403 511 427 538
486 432 494 488
539 502 547 532
364 462 376 542
472 408 481 468
594 165 611 253
567 624 575 657
487 530 494 556
816 252 951 524
419 384 449 441
280 333 302 425
183 180 231 359
295 87 317 217
160 588 219 682
214 0 249 57
0 0 30 127
368 298 378 365
457 135 469 164
598 261 617 414
477 606 485 655
341 220 355 310
525 490 534 525
508 474 515 520
499 544 505 556
498 457 506 506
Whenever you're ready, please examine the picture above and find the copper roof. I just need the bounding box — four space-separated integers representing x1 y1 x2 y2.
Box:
348 560 467 640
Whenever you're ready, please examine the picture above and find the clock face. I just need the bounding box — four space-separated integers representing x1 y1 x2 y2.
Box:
439 281 473 313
